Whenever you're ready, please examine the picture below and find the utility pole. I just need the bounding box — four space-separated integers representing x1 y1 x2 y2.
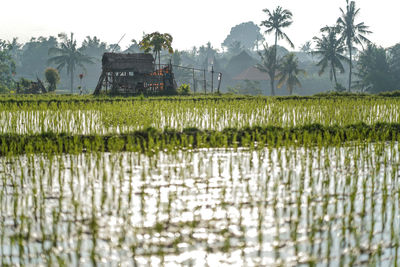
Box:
203 69 206 94
193 68 196 93
211 65 214 94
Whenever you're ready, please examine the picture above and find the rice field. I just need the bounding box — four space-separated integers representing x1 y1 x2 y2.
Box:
1 95 400 266
0 97 399 134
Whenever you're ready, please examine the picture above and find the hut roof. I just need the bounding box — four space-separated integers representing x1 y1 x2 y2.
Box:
225 50 258 76
102 53 154 73
233 66 269 81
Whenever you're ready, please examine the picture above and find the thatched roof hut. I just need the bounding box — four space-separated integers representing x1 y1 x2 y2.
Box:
102 53 154 73
225 51 258 76
233 66 269 81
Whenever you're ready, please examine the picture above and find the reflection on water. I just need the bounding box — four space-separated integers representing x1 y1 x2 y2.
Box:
1 143 400 266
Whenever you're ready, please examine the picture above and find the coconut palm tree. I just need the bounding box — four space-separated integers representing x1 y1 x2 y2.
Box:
256 44 277 96
260 6 294 95
335 0 371 91
276 53 306 95
312 26 349 86
139 32 173 70
48 33 93 93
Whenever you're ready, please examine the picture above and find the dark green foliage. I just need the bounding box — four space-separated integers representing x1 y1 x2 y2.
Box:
17 36 58 80
260 6 294 96
139 32 173 70
388 44 400 89
335 0 371 91
177 84 191 95
44 68 60 91
2 122 400 155
48 33 93 93
356 44 394 93
0 40 16 90
277 53 306 95
313 26 348 87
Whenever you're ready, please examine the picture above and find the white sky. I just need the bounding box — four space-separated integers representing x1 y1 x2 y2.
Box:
1 0 399 51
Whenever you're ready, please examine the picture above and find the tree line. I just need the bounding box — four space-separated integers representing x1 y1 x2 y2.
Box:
0 0 399 95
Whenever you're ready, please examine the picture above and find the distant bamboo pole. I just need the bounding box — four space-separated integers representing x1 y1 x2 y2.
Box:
203 69 206 94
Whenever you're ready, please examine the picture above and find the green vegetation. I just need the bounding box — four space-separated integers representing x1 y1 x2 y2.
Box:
0 94 399 151
2 0 400 264
0 94 400 265
2 1 399 95
335 0 371 91
260 6 294 95
0 40 16 92
312 26 348 87
177 83 191 95
48 33 93 93
139 32 173 70
44 67 60 91
277 53 306 95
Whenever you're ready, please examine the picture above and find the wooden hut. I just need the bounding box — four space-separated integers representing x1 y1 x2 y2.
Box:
93 53 176 95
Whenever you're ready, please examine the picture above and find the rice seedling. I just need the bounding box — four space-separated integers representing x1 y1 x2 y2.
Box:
0 94 400 265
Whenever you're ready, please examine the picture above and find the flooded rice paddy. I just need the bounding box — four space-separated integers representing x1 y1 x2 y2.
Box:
1 142 399 266
1 98 400 134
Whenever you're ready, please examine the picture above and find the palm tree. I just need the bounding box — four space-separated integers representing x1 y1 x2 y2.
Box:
139 32 173 70
48 33 93 93
312 26 349 86
256 44 277 96
276 53 306 95
335 0 371 91
260 6 294 95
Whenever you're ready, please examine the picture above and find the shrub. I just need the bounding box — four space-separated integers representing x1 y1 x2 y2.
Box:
45 68 60 91
178 84 191 95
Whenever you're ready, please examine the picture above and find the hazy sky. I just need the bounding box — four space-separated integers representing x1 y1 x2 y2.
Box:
1 0 399 51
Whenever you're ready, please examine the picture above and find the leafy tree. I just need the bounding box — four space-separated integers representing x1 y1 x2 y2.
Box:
222 22 264 51
226 41 245 56
81 36 108 91
277 53 306 95
312 26 348 86
256 44 278 96
388 44 400 88
139 32 173 70
126 39 141 53
299 41 312 53
197 42 217 67
17 36 58 80
44 67 60 91
260 6 294 95
335 0 371 91
81 36 107 57
0 40 16 91
355 44 394 93
48 33 93 93
108 44 121 53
